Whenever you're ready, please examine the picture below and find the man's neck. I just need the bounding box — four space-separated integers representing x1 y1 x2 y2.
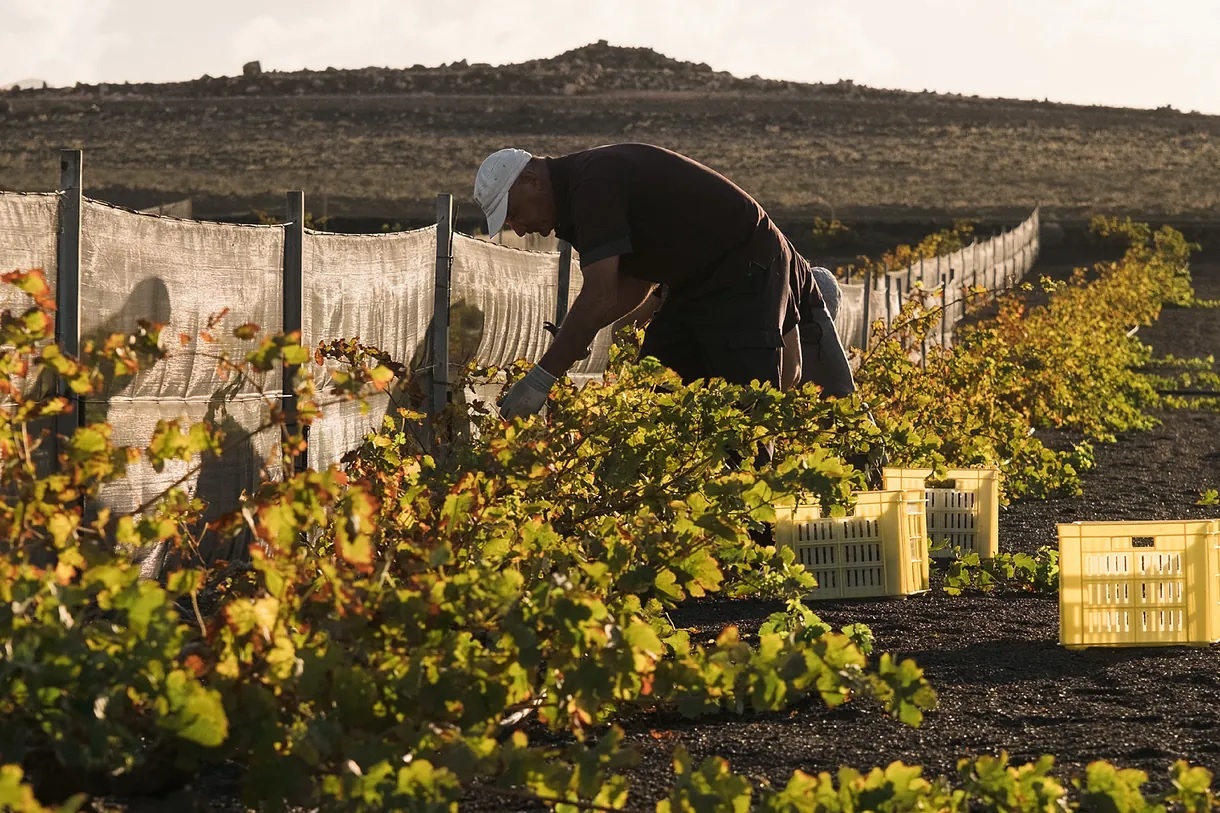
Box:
544 156 571 238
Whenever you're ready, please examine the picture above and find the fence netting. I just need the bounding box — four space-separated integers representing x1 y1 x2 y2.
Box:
452 235 614 408
833 209 1039 349
0 191 61 476
77 200 286 575
0 191 59 310
302 225 436 470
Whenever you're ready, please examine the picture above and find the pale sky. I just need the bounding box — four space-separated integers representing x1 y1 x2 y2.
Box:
3 0 1218 114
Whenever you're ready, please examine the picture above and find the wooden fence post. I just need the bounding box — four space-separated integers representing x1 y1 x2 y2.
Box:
55 149 83 448
555 240 572 326
990 235 1000 292
283 190 306 473
431 194 454 425
1005 225 1015 283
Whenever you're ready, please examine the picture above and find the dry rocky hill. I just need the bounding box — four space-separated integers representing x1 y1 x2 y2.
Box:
11 40 903 100
2 41 1217 236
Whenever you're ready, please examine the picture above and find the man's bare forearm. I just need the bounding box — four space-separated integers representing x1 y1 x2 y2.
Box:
538 285 653 375
536 256 654 377
537 294 616 376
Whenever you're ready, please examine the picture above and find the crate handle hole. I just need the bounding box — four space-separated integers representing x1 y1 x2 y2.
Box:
1131 536 1155 548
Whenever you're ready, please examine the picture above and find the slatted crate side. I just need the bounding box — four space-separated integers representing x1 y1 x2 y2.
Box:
899 489 931 595
779 503 884 599
883 467 1000 560
927 468 1000 559
1058 520 1220 648
776 490 928 600
1084 547 1188 642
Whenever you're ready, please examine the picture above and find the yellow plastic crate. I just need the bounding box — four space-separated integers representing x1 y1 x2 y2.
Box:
1058 520 1220 649
775 489 929 600
882 467 1001 560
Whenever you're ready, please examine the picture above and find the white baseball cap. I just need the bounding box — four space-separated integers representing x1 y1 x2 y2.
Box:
474 148 533 236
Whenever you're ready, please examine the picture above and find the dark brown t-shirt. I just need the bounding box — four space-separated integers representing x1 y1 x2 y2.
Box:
548 143 784 289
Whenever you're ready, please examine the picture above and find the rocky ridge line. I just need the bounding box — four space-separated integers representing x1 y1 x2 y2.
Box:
5 40 900 101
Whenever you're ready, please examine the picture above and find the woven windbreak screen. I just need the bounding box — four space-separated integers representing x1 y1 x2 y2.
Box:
0 191 59 308
302 225 436 471
93 397 280 578
77 201 286 568
79 200 285 399
0 191 61 474
451 234 613 374
452 235 615 413
832 208 1040 350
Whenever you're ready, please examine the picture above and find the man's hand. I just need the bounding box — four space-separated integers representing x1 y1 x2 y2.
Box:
498 364 557 421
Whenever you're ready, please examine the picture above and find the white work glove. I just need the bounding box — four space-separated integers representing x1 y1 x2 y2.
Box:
498 365 557 421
